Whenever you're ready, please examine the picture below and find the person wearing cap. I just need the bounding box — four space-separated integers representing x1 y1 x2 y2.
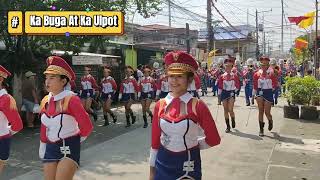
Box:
100 67 118 126
0 66 23 175
149 51 221 180
269 59 281 105
217 58 241 133
39 56 93 179
253 56 277 137
80 66 99 121
139 65 156 128
119 66 140 128
243 58 256 106
22 70 38 128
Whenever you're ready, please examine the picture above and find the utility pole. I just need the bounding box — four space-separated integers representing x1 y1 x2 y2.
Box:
256 9 259 60
186 23 190 54
281 0 284 54
168 0 171 27
207 0 214 52
247 9 249 26
315 0 318 78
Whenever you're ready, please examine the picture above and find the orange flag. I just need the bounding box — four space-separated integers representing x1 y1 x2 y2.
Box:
295 38 308 49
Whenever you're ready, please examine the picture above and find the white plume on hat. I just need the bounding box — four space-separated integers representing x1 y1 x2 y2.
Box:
217 58 224 65
269 58 277 65
153 62 159 69
246 58 254 65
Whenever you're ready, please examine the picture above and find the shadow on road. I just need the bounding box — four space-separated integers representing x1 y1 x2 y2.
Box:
229 129 263 141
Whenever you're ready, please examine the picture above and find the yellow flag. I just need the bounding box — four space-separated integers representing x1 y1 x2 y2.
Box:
208 49 218 57
298 11 316 29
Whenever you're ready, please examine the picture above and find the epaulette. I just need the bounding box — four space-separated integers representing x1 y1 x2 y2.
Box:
62 95 73 112
8 95 17 111
40 95 49 110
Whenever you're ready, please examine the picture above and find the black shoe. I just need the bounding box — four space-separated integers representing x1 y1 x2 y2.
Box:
268 120 273 131
259 121 265 137
125 115 131 128
131 114 136 124
110 113 117 123
92 113 98 122
202 92 204 96
275 99 278 105
143 115 148 128
225 119 231 133
231 117 236 128
246 103 250 106
149 112 153 122
103 115 109 126
251 98 255 105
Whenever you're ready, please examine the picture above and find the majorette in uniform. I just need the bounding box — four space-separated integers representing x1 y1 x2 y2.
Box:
39 56 93 168
119 66 140 127
232 58 243 96
80 66 99 121
253 56 277 136
139 65 156 128
100 67 118 126
269 59 281 105
213 58 225 104
209 63 218 96
187 72 201 98
217 58 240 133
243 58 256 106
0 66 23 172
156 74 170 99
149 51 221 180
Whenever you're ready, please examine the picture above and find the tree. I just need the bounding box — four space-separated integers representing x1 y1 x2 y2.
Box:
0 0 162 73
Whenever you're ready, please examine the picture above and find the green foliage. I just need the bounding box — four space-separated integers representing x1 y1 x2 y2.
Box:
0 0 162 73
285 76 320 106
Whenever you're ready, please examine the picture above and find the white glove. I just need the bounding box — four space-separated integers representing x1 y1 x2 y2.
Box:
39 141 46 159
9 127 17 135
33 104 40 114
252 89 257 96
138 92 141 98
80 136 87 143
118 93 122 101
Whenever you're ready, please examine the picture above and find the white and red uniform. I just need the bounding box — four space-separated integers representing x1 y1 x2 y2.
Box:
217 72 240 101
80 74 99 90
39 90 93 165
139 76 156 99
0 89 23 139
187 73 201 97
253 69 278 103
150 92 220 179
119 76 140 101
156 75 170 98
101 76 117 94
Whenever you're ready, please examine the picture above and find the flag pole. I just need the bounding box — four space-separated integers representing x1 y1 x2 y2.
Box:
315 0 318 78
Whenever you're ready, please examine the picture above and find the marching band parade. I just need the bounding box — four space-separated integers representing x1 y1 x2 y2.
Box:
2 0 320 179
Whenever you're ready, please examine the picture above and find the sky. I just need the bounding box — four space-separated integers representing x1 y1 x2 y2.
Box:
131 0 317 53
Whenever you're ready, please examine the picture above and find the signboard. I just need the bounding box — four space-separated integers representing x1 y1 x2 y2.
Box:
72 56 103 65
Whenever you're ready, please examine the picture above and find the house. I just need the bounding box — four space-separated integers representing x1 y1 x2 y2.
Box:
197 25 256 62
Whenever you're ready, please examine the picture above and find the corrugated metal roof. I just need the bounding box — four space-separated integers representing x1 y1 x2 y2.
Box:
198 25 255 40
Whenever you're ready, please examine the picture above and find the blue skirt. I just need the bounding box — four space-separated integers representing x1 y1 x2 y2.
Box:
0 137 11 161
155 146 202 180
256 89 274 103
140 92 155 100
101 92 114 101
121 93 136 102
221 90 235 102
80 89 94 99
159 92 169 99
43 136 81 166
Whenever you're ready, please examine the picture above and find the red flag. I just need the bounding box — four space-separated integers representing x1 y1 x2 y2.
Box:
288 16 309 25
295 38 308 49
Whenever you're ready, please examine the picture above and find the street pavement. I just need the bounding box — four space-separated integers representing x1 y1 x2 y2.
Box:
4 91 320 180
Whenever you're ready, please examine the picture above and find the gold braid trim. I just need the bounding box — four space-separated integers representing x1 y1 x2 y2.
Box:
44 65 72 80
0 72 8 78
40 95 49 110
62 95 73 112
8 95 17 110
167 63 195 74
